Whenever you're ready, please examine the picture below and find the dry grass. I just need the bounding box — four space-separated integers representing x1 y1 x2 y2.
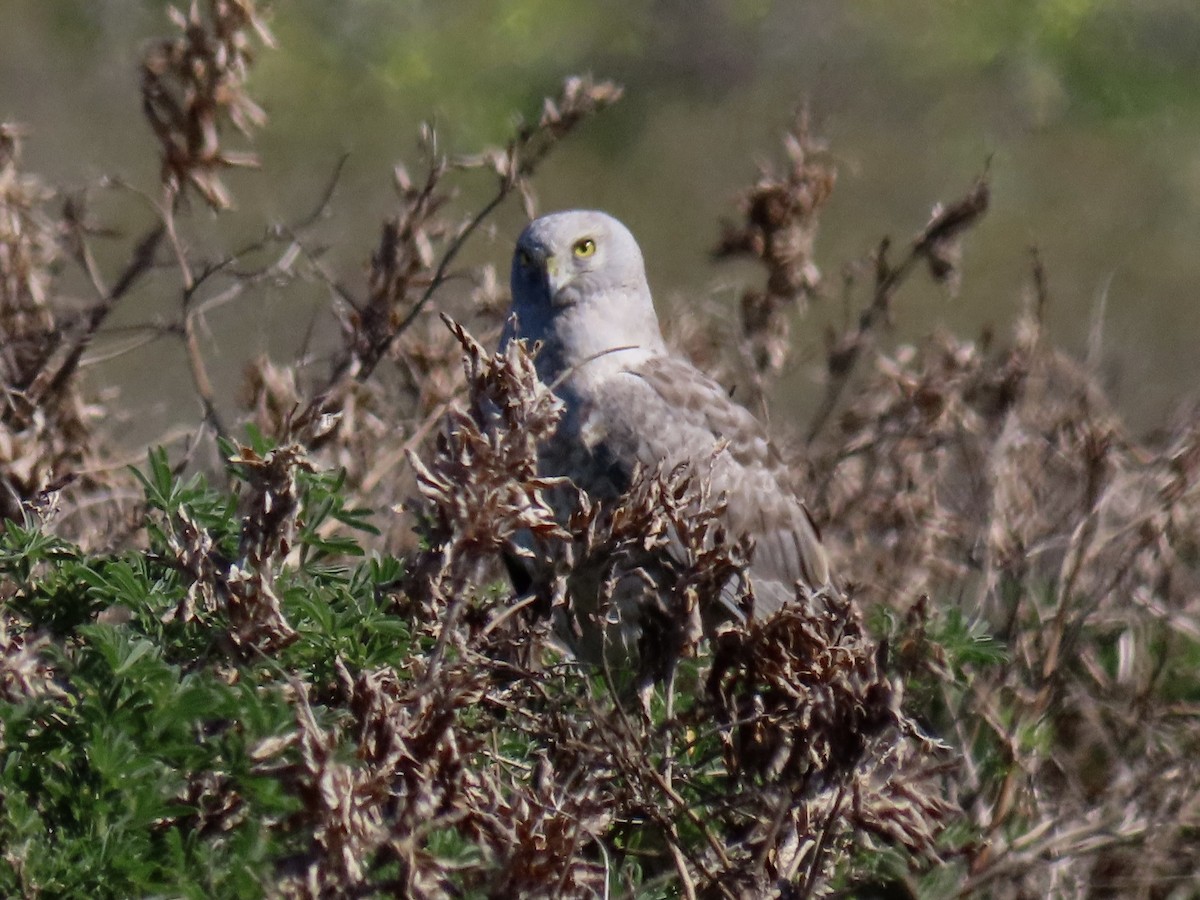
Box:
0 3 1198 897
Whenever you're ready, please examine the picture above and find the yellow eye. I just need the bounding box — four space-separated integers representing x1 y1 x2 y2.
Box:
573 238 596 258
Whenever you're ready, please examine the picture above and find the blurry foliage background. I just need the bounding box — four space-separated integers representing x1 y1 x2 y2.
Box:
3 0 1199 444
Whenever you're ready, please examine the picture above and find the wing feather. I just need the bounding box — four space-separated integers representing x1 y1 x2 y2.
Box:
567 354 830 616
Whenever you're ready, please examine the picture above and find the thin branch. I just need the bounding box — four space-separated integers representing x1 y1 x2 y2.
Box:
16 224 165 423
807 173 989 442
800 779 848 896
386 187 508 356
294 152 349 230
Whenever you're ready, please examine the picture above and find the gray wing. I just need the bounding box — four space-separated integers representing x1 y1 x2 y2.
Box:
587 355 830 617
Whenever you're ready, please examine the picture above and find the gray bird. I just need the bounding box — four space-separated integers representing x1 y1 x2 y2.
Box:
502 210 830 640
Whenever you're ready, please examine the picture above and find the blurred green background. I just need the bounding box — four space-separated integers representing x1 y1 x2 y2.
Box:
3 0 1199 442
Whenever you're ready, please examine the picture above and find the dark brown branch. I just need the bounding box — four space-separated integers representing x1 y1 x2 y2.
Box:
807 173 990 442
17 224 165 423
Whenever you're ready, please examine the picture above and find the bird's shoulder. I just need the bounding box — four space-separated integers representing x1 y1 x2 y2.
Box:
591 354 775 470
591 352 832 604
554 350 831 604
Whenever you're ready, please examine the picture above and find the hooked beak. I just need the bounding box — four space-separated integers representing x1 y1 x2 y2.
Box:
541 253 574 307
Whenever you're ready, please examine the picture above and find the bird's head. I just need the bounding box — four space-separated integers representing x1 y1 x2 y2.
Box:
506 210 666 382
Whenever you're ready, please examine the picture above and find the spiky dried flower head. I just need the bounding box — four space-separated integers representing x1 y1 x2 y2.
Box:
409 317 568 574
0 124 110 530
715 108 836 380
0 123 60 389
141 0 274 209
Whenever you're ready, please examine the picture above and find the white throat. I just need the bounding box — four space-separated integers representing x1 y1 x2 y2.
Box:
545 288 666 388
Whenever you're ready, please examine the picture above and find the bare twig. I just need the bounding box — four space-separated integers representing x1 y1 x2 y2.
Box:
807 173 989 442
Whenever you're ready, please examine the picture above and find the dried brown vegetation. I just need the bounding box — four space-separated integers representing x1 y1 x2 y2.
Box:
807 304 1200 894
1 3 1198 898
714 108 835 394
